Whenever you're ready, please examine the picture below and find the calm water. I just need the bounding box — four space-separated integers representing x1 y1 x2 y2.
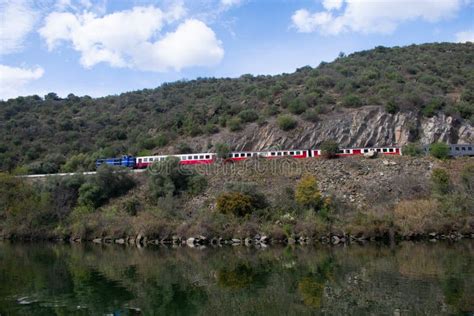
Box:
0 241 473 316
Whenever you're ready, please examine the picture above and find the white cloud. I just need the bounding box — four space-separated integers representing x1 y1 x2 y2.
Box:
0 64 44 100
292 0 465 35
322 0 343 11
0 0 38 55
220 0 241 9
135 19 224 71
39 5 224 71
456 29 474 42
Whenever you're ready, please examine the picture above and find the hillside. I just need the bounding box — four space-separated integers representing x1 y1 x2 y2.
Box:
0 42 473 173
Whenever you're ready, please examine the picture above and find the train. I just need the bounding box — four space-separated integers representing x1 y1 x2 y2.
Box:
95 144 474 169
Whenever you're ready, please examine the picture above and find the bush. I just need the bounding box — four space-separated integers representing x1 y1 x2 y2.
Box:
215 143 231 159
216 192 254 217
429 143 450 159
460 163 474 194
320 140 339 159
431 168 451 196
402 143 423 156
224 182 268 210
227 117 242 131
385 101 399 114
295 175 323 210
147 157 206 200
78 165 136 209
277 115 297 131
303 109 319 122
342 94 363 107
288 98 307 114
238 109 259 123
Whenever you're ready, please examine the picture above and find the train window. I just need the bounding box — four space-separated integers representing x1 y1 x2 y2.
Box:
144 158 148 162
289 151 294 155
389 148 393 152
150 158 154 161
247 153 251 157
271 152 275 156
138 159 142 163
364 149 368 153
469 147 472 150
194 155 198 159
277 152 282 156
199 155 204 159
205 155 210 159
297 151 301 155
345 149 350 154
462 147 466 151
382 148 387 153
455 147 459 151
240 153 245 157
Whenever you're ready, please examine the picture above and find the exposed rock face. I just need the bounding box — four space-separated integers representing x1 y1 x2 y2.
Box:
179 106 473 152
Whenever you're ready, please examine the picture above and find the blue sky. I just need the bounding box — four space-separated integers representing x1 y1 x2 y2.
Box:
0 0 473 100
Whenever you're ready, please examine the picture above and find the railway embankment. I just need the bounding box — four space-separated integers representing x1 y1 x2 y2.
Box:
1 156 473 245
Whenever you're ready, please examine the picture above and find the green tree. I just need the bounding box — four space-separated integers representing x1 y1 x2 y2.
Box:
277 115 297 131
238 109 259 122
429 142 450 159
320 140 339 159
342 94 363 107
402 143 423 156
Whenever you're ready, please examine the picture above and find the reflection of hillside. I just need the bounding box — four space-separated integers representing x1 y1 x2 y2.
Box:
0 242 473 315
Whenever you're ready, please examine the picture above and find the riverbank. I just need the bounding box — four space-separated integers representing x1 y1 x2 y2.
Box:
1 157 473 243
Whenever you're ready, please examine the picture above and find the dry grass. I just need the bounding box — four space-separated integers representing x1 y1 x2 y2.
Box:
393 199 441 235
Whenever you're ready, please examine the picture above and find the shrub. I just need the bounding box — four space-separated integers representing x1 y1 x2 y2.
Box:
238 109 259 123
385 101 399 114
78 165 136 209
147 158 207 201
204 123 219 134
431 168 451 196
224 182 268 210
342 94 363 107
277 115 297 131
288 98 307 114
429 143 450 159
216 192 254 217
295 175 323 211
402 143 423 156
460 163 474 194
227 117 242 131
303 109 319 122
215 143 231 159
320 140 339 159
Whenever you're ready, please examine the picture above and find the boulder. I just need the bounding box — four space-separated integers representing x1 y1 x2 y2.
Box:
115 238 125 244
186 237 196 247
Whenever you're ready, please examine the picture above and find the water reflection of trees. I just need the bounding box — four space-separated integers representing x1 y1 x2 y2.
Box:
0 241 472 315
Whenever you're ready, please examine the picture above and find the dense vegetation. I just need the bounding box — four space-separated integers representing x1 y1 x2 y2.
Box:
0 43 473 173
1 157 472 241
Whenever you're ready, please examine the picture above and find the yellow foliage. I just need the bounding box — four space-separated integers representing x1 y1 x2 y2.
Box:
216 192 254 217
295 175 322 210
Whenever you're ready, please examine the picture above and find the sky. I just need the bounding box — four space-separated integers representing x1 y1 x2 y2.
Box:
0 0 473 100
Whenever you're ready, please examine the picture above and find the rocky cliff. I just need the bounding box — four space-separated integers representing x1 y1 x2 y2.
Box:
170 105 473 153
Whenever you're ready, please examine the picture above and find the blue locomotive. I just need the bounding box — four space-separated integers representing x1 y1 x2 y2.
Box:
95 155 136 168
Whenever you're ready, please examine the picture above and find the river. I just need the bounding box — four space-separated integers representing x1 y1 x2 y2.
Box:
0 241 473 315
